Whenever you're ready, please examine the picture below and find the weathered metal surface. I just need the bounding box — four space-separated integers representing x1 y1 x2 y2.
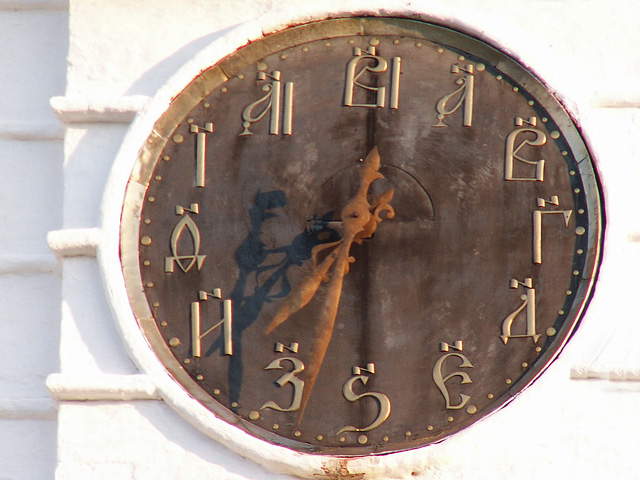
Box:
120 18 602 455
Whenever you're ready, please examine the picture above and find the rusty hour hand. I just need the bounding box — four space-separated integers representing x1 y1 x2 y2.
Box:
264 147 394 422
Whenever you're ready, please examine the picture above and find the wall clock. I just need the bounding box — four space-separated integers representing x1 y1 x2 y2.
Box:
115 16 602 457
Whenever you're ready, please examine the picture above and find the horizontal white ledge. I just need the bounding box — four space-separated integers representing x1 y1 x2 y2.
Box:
590 96 640 109
0 253 59 275
0 121 64 141
47 374 160 401
570 366 640 381
50 95 151 124
0 397 56 420
0 0 67 10
628 232 640 243
47 228 100 258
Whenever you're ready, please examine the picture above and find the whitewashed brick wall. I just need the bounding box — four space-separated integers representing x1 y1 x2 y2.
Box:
0 2 66 479
1 1 638 479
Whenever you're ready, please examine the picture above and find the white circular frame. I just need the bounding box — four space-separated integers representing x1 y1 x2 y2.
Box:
99 8 602 479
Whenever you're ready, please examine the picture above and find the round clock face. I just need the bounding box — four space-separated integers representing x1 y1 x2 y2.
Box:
120 17 602 455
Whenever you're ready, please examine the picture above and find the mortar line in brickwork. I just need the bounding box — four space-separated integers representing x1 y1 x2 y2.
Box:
0 121 64 141
0 253 59 275
589 98 640 109
0 0 68 11
570 366 640 382
0 397 57 420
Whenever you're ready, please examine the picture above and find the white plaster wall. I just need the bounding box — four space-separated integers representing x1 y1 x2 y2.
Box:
0 3 67 480
0 0 638 479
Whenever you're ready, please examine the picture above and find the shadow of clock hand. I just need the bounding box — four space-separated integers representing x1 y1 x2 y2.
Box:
204 190 338 408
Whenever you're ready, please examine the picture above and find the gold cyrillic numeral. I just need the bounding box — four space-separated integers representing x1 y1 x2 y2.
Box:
433 342 473 410
189 123 213 187
165 204 206 273
533 196 572 264
501 277 540 344
260 348 305 413
504 117 546 181
240 70 293 136
434 64 475 127
344 47 401 109
191 289 232 357
337 364 391 434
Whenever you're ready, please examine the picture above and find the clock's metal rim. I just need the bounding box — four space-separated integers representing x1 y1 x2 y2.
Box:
103 14 604 476
122 13 604 457
128 16 604 434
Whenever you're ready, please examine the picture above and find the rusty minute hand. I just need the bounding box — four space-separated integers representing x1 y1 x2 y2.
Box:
296 188 379 420
264 147 384 334
264 147 394 421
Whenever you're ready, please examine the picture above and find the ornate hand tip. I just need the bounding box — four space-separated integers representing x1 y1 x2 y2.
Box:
265 294 301 334
264 312 284 335
380 188 395 203
363 146 381 171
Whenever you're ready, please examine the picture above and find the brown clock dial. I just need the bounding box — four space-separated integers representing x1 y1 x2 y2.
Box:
120 17 602 455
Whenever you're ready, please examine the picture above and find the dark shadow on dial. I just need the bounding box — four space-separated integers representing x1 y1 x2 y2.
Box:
205 190 339 408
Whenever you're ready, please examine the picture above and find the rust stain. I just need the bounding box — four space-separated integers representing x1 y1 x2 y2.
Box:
317 458 365 480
